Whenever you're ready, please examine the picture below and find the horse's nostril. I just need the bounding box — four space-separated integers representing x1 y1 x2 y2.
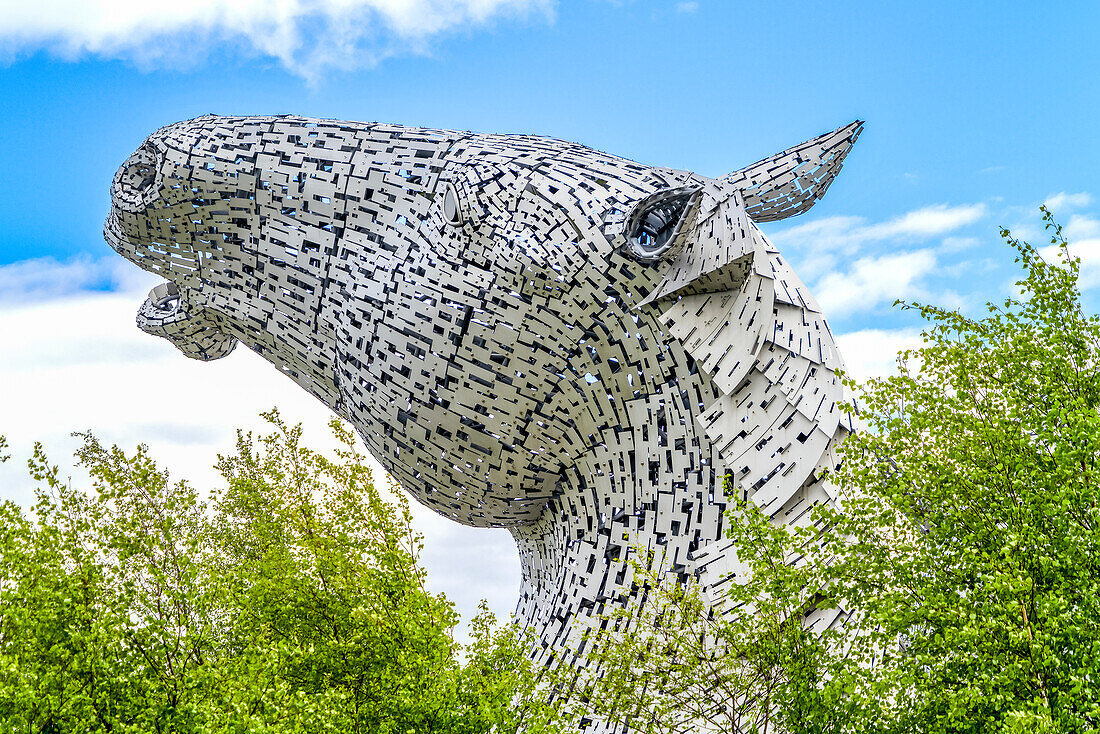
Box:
112 144 162 213
128 163 155 191
123 146 158 192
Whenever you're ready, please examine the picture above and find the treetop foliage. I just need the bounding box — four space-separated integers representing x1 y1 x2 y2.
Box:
0 412 564 734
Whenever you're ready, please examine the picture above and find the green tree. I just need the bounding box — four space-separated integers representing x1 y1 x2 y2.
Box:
819 211 1100 732
0 413 563 733
582 210 1100 733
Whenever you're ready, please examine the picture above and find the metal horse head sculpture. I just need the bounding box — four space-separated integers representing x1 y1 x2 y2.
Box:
106 115 861 673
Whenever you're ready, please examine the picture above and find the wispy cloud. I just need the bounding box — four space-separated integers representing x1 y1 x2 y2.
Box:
675 1 699 12
1044 191 1092 213
769 214 867 254
814 249 937 316
1065 214 1100 241
773 202 987 253
866 203 987 238
0 254 158 304
0 0 554 82
769 202 987 289
940 236 980 253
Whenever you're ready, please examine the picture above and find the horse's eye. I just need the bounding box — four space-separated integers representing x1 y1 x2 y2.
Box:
626 187 700 262
443 183 463 226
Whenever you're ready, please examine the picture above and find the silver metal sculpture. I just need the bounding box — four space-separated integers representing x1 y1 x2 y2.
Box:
106 114 861 682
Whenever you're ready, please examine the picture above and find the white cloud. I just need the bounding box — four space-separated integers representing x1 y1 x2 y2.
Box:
814 249 937 316
768 203 986 317
766 215 866 276
1044 191 1092 214
940 258 996 280
1065 214 1100 241
1003 222 1042 244
939 236 980 253
835 328 923 382
0 0 554 81
0 253 159 304
0 268 519 634
865 203 987 239
771 203 987 261
769 214 866 250
675 1 699 12
1040 238 1100 289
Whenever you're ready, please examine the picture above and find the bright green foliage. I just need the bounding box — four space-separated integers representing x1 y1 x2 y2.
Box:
583 211 1100 733
457 602 572 734
815 211 1100 732
0 432 216 733
0 413 560 733
206 415 467 732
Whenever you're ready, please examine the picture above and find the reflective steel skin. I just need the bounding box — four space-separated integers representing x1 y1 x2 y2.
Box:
106 115 861 679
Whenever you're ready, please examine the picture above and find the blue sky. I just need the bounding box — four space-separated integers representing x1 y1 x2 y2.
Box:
3 1 1099 319
3 1 1099 332
0 0 1098 625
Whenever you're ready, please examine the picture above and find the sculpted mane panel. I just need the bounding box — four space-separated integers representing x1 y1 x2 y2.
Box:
105 114 861 692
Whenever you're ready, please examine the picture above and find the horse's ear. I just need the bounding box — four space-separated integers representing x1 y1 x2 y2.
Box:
725 120 863 222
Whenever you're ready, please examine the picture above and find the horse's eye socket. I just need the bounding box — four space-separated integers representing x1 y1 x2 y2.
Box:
627 190 696 262
443 183 463 226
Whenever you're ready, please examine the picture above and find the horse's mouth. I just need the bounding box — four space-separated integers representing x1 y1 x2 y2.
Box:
137 281 238 362
145 282 182 315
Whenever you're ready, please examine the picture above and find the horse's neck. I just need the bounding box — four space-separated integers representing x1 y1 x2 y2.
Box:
511 247 854 651
511 435 849 654
510 378 727 650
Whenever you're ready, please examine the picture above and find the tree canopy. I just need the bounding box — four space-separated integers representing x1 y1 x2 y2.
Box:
0 413 561 733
